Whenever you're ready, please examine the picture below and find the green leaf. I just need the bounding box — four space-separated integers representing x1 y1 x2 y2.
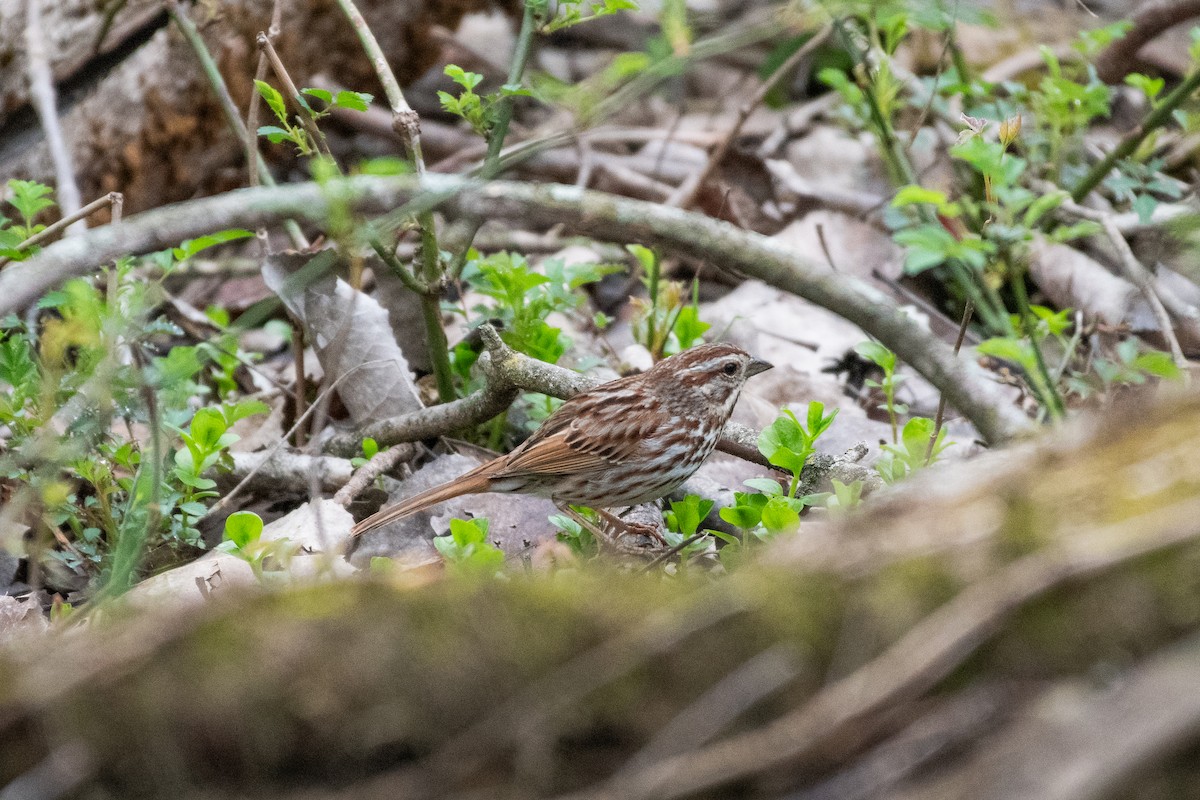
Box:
224 399 270 425
549 513 583 537
893 225 953 268
825 479 863 514
1125 73 1164 100
743 478 783 495
437 91 461 117
0 332 38 389
818 67 864 105
444 64 483 91
806 400 838 440
892 185 951 209
333 90 373 111
1022 191 1067 227
188 408 228 451
1050 221 1102 242
257 125 296 144
362 438 379 459
1132 193 1158 225
436 517 503 573
719 504 761 529
668 495 714 536
177 501 209 518
760 496 800 532
450 517 488 547
301 87 334 105
173 229 254 261
976 336 1034 368
1131 349 1182 379
855 341 896 372
757 410 809 475
175 472 217 490
6 180 55 224
670 305 710 350
254 80 288 123
432 535 457 559
357 157 412 176
625 244 656 273
224 511 264 548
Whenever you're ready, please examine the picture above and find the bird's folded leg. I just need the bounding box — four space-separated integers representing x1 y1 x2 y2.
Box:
552 503 664 550
600 506 667 545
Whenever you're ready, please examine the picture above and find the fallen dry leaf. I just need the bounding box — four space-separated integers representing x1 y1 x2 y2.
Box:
263 250 423 425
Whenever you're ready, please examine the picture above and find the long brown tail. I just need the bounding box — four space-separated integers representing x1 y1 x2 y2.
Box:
350 467 494 537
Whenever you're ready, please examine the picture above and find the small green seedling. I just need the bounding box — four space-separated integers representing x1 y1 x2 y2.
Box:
551 511 599 558
875 417 951 484
661 495 716 566
351 437 380 469
438 65 532 138
217 510 296 582
854 341 907 443
714 402 840 563
433 518 505 575
826 479 865 516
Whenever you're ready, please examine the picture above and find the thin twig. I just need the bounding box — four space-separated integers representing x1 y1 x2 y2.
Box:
482 2 539 180
1097 215 1188 371
640 532 707 572
24 0 83 230
246 1 283 188
256 33 336 162
291 317 308 446
164 1 250 156
332 442 415 506
449 0 541 273
199 363 390 522
0 193 121 269
926 300 973 465
815 223 839 272
667 25 832 209
165 0 308 248
327 0 450 398
1056 194 1190 372
330 0 426 173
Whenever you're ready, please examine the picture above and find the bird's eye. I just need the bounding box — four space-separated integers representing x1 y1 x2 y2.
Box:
723 363 737 375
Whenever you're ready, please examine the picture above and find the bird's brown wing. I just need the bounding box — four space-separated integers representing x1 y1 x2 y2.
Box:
498 431 611 475
496 377 668 477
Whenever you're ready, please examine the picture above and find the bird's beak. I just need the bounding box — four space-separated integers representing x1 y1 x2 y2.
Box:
747 358 773 378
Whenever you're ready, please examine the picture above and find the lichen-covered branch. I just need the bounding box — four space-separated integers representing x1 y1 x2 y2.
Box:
6 392 1200 797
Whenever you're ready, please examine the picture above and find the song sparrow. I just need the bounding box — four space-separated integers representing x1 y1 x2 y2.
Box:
350 342 772 538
